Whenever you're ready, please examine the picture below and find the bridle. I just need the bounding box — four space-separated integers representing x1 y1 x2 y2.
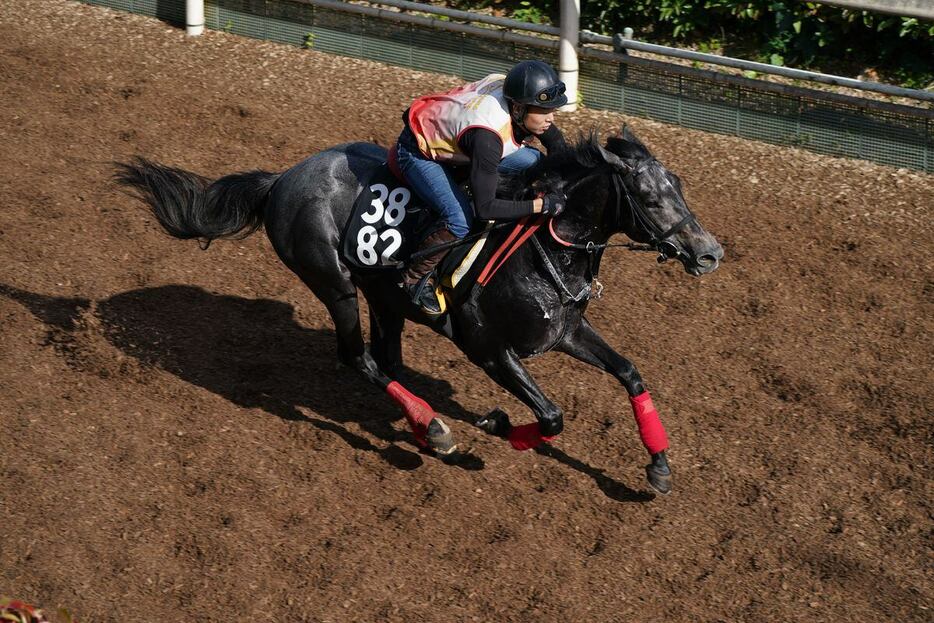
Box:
612 158 697 264
550 158 697 265
535 157 699 303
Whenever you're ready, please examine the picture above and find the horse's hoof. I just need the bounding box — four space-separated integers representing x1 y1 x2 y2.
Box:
474 409 512 438
427 418 457 456
645 463 672 495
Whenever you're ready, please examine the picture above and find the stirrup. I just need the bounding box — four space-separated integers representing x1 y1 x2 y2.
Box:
406 272 443 316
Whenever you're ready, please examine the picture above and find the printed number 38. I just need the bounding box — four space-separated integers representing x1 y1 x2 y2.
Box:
357 184 410 266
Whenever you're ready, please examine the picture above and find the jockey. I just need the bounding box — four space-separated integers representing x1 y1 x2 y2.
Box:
395 60 570 315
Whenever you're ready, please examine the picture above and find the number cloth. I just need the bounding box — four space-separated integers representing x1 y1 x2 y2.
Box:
340 164 436 270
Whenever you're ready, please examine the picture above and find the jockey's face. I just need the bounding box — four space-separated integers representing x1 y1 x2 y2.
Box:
522 105 556 135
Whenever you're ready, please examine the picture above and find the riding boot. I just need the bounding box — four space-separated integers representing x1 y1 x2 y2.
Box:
403 228 457 315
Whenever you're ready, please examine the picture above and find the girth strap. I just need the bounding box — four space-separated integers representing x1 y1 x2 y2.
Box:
529 235 592 305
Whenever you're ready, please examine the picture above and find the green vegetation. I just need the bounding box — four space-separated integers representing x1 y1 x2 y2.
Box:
445 1 934 89
511 1 547 24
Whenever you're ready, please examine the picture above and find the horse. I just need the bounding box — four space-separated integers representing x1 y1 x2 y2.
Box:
114 127 722 494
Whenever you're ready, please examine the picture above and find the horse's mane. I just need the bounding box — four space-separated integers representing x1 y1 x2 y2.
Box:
498 130 650 199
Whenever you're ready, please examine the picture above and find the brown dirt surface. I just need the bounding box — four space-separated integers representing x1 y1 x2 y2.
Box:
1 2 932 622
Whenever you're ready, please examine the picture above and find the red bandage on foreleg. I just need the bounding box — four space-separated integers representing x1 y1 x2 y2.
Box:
629 391 669 454
386 381 435 447
507 423 556 451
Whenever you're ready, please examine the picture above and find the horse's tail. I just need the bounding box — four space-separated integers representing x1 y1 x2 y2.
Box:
113 156 279 246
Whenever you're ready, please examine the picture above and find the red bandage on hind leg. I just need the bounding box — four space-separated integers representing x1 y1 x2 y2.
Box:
386 381 435 447
630 391 669 454
507 423 556 451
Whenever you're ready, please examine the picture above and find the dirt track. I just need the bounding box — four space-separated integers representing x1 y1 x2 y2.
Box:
1 2 932 621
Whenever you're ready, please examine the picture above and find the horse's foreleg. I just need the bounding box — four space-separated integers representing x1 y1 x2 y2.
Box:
474 348 563 451
557 318 672 494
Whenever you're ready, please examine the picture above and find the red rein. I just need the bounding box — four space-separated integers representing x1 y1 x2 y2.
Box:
476 216 544 286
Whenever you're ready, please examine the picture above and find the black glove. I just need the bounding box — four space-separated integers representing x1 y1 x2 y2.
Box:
540 192 567 217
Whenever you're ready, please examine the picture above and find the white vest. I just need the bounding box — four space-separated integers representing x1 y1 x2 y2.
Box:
407 74 525 164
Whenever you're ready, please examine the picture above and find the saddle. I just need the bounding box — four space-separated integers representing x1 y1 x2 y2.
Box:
340 149 542 312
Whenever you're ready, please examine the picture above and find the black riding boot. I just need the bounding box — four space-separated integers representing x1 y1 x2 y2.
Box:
403 228 457 315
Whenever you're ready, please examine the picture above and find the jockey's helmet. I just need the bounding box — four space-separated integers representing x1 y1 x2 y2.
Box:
503 60 568 109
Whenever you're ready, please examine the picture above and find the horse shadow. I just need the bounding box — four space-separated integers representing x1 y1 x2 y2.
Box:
1 283 651 501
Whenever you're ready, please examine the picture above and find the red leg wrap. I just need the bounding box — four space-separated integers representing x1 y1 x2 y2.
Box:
630 391 669 454
507 423 557 451
386 381 435 448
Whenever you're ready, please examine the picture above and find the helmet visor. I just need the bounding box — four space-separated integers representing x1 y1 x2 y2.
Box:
533 81 568 108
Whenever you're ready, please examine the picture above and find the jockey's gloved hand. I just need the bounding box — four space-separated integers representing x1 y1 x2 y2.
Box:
540 192 567 217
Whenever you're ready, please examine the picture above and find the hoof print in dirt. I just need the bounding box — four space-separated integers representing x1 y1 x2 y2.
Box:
474 408 512 438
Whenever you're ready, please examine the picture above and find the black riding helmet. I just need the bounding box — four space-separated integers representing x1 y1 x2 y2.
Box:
503 60 568 109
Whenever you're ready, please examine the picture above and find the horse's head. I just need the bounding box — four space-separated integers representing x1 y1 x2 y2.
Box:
597 129 723 276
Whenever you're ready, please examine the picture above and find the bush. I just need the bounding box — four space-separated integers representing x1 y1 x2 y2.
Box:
446 1 934 89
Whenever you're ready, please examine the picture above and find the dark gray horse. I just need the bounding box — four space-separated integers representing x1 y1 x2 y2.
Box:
115 129 722 494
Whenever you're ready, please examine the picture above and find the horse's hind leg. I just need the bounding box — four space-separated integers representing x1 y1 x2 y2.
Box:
296 272 455 456
556 317 671 494
364 291 405 377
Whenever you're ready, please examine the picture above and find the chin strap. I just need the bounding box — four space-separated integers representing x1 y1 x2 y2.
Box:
509 102 532 136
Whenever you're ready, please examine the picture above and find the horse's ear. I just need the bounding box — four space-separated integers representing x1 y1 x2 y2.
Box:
599 143 631 173
617 124 639 143
608 128 650 161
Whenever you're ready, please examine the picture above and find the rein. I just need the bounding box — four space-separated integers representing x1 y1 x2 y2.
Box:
403 220 513 264
402 156 698 305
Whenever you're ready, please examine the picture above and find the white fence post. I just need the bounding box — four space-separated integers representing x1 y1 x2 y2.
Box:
559 0 579 112
186 0 205 36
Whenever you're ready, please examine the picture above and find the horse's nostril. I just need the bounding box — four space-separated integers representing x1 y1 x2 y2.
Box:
697 254 718 268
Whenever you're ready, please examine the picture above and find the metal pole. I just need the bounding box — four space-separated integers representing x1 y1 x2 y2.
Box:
607 35 934 103
303 0 560 49
801 0 934 20
581 45 934 118
371 0 560 36
186 0 205 36
559 0 579 111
